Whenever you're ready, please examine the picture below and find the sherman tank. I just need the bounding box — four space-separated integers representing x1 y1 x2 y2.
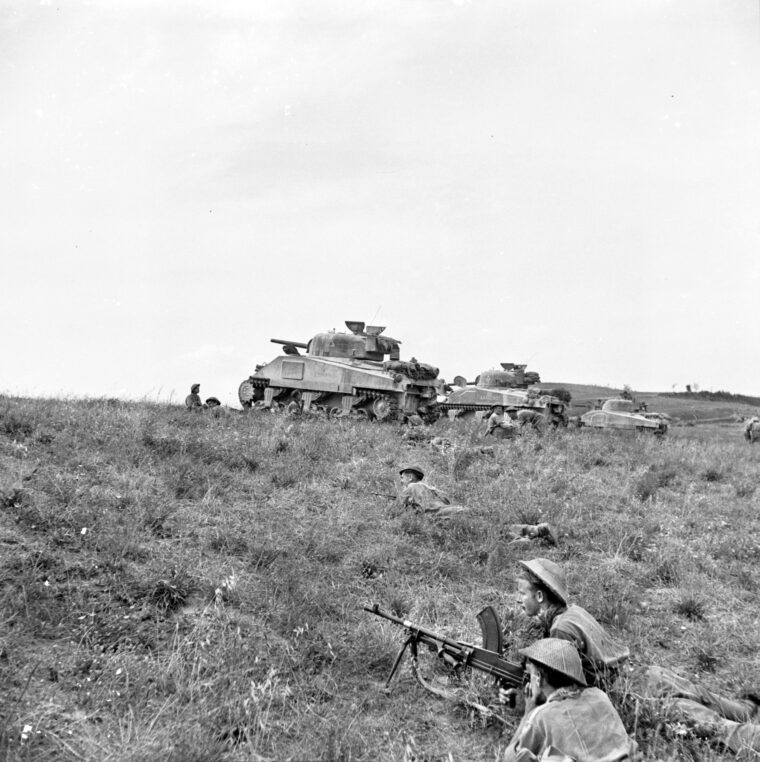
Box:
578 398 669 435
238 321 444 420
439 363 568 426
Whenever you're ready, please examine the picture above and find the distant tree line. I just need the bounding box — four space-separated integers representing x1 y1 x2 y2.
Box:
662 389 760 407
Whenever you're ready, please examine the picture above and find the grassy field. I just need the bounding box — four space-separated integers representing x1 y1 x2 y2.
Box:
1 395 760 761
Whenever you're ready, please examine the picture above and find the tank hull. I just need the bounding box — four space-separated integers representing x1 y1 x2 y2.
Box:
579 399 668 434
239 354 441 419
440 386 568 425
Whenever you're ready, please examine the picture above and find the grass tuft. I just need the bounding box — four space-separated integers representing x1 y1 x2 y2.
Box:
674 594 707 621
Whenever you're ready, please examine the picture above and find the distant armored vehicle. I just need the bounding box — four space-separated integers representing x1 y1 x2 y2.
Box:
439 363 568 427
578 398 669 435
238 321 443 420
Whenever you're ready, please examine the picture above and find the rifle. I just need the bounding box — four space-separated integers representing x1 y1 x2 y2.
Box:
369 492 397 500
363 604 524 721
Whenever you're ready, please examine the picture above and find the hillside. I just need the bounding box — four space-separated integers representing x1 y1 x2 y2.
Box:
1 395 759 761
539 383 760 422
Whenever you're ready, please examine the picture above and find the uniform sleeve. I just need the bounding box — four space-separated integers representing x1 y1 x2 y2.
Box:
400 485 419 509
502 711 545 762
549 620 585 654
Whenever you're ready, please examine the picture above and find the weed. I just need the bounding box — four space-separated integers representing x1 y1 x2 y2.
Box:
674 594 707 621
651 554 681 586
701 467 724 483
0 411 35 439
389 597 409 618
451 449 476 480
513 506 543 525
360 558 385 579
142 565 197 613
167 459 209 499
208 532 249 555
693 646 719 673
632 464 677 501
734 480 755 498
142 430 184 458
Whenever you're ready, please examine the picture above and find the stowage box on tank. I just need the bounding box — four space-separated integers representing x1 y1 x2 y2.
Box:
238 321 443 420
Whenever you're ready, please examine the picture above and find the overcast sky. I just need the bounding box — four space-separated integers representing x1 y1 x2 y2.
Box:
2 0 759 405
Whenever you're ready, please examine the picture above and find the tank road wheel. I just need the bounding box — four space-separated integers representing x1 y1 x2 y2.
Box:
351 408 370 421
372 397 392 421
328 407 344 419
238 380 255 409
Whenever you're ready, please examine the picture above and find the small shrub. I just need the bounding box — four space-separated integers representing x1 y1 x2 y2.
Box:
734 480 755 498
513 506 542 525
1 411 35 439
167 460 209 499
389 597 408 618
208 533 249 555
632 465 676 501
701 467 723 483
674 594 706 621
651 555 681 586
143 566 197 613
360 558 385 579
692 645 719 673
452 448 476 481
247 544 281 571
142 431 184 458
241 455 259 472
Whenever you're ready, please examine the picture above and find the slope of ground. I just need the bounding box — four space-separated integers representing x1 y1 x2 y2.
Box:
1 395 759 761
540 383 760 422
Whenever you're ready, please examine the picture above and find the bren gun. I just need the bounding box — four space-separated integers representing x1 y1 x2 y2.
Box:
363 604 524 722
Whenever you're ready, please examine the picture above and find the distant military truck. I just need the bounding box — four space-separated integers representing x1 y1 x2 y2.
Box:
438 363 569 427
578 398 669 435
238 321 444 421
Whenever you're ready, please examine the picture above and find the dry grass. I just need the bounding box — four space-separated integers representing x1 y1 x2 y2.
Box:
1 394 759 760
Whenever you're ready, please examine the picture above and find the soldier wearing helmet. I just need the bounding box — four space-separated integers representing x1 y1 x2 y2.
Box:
396 468 555 544
484 404 518 437
502 639 636 762
512 558 629 690
185 383 203 409
507 558 760 755
397 465 467 519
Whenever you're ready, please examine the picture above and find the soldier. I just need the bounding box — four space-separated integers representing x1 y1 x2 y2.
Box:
511 558 630 689
507 558 760 754
516 409 544 430
397 465 467 519
502 639 637 762
185 383 203 409
485 405 518 437
397 467 556 544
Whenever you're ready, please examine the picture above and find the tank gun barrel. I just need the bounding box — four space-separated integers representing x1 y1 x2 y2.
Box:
270 338 309 349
